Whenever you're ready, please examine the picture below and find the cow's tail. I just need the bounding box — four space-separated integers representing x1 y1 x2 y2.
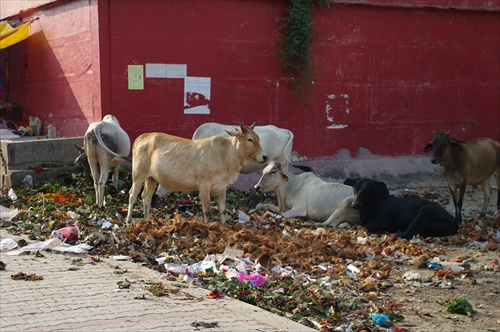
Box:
283 130 312 173
93 124 131 162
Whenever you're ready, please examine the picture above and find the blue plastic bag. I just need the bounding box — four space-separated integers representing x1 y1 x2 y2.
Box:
370 313 392 327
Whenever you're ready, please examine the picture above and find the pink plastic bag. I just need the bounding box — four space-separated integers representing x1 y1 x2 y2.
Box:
236 272 266 287
50 226 79 244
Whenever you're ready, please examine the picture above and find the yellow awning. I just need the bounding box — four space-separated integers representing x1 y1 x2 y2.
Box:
0 22 32 49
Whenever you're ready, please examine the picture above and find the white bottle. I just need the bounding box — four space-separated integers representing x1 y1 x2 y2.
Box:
47 124 56 138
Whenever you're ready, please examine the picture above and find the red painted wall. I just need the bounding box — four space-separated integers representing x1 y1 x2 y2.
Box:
3 0 101 137
2 0 499 160
103 0 499 159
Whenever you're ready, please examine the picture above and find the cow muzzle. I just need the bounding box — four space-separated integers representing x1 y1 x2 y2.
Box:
254 185 262 192
430 158 439 164
351 199 360 210
259 155 269 164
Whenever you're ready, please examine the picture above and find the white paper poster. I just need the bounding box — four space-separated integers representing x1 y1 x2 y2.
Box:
145 63 167 78
145 64 187 78
184 77 211 114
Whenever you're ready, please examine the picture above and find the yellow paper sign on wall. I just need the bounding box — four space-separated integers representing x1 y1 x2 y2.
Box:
128 65 144 90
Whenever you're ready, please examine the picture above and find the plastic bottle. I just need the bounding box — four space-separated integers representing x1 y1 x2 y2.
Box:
47 124 56 138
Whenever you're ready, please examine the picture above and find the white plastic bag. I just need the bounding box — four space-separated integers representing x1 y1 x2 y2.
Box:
29 116 42 136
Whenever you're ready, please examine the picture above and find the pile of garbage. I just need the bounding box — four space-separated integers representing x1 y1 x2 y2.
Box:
0 171 498 331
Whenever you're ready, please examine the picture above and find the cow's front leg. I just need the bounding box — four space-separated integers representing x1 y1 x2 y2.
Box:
142 177 157 220
255 203 280 214
282 206 307 219
198 186 212 223
215 190 227 224
448 183 463 223
126 175 147 224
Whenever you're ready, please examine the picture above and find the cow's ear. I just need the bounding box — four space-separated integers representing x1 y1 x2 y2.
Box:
224 129 237 137
450 140 463 151
423 143 433 152
444 131 450 138
372 181 389 199
280 170 289 182
74 144 84 153
343 178 359 187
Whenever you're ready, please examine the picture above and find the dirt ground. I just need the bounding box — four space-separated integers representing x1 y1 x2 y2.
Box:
1 181 498 332
379 187 499 332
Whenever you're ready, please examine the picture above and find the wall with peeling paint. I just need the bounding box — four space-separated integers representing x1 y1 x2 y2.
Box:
2 0 499 167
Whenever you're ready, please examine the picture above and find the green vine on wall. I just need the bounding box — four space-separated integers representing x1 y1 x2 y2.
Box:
277 0 330 99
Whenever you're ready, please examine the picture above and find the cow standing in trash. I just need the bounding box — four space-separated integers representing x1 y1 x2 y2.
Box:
254 162 360 227
76 115 130 207
424 131 500 222
156 122 310 197
125 123 267 224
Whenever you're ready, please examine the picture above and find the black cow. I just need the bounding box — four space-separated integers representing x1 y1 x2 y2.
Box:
349 178 458 240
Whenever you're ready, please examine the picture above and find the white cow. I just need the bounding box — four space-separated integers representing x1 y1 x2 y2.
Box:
126 123 267 224
78 115 130 207
192 122 307 174
254 162 360 227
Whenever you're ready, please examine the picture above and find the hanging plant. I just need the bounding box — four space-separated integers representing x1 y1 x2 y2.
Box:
276 0 330 99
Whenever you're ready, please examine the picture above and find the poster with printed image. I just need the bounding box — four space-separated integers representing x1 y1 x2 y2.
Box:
184 77 210 114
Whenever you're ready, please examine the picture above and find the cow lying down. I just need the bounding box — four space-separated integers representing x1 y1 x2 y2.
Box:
349 178 459 240
254 162 360 227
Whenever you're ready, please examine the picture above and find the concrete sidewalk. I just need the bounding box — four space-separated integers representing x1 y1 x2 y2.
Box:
0 230 313 332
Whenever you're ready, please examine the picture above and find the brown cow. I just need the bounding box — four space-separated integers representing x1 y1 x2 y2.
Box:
424 131 500 222
125 123 267 224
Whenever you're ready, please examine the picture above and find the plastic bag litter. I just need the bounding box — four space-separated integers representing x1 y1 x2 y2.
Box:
370 313 392 327
50 226 80 244
237 272 267 287
0 237 19 251
21 175 34 188
8 188 17 201
29 116 42 136
238 210 250 223
6 238 93 255
110 255 133 261
0 205 19 221
165 263 188 275
403 271 421 281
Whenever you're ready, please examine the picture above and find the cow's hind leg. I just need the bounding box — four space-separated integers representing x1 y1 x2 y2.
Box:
111 164 120 189
323 196 359 227
400 205 457 239
494 169 500 212
479 181 492 218
97 160 112 207
86 150 101 207
141 177 157 220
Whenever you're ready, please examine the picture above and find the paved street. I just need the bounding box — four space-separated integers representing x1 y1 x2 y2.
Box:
0 230 313 332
